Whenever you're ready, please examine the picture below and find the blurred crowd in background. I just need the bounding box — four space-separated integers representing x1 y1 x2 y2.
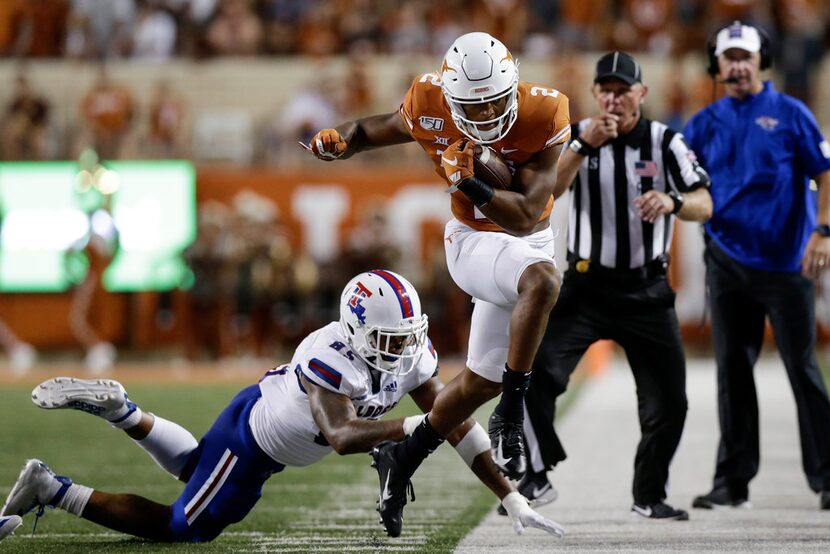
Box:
174 190 467 365
1 0 829 370
0 0 828 164
0 183 470 372
0 0 827 60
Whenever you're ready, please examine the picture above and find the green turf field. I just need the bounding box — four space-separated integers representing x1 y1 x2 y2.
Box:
0 383 499 553
1 362 819 552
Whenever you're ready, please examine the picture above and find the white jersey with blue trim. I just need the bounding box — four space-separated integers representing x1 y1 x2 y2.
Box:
249 322 438 466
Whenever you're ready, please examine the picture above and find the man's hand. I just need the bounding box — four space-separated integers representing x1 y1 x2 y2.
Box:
633 190 674 223
802 232 830 280
309 129 347 160
580 113 619 148
501 491 565 538
441 139 475 186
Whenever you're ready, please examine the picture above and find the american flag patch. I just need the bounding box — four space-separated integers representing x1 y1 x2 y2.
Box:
635 160 658 177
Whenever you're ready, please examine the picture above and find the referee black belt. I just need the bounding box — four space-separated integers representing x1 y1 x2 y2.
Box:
566 253 668 284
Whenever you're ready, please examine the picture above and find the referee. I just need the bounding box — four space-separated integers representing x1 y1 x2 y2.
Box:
516 52 712 520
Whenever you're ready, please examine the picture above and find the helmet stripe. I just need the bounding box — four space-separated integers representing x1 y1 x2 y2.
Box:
369 270 414 318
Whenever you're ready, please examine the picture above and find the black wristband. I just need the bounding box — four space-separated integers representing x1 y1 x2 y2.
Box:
816 224 830 237
457 176 495 207
668 190 684 214
569 138 597 157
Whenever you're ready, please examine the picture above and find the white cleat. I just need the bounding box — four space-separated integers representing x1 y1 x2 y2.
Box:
0 515 23 542
31 377 133 423
1 459 71 517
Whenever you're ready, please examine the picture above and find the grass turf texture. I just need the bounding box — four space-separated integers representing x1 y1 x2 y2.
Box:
0 383 497 553
2 362 817 552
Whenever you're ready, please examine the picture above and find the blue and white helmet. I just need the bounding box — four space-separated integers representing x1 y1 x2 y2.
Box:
339 270 429 375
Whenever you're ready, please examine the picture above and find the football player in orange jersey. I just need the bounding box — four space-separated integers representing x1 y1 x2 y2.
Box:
308 32 570 536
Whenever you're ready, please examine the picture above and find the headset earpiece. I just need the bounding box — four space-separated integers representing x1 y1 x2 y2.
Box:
757 26 772 71
706 31 719 77
706 21 772 77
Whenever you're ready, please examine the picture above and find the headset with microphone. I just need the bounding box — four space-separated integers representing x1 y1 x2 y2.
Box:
698 21 775 166
706 21 772 82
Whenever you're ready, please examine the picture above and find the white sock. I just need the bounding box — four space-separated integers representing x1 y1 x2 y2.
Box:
56 484 93 517
108 404 143 429
135 415 198 478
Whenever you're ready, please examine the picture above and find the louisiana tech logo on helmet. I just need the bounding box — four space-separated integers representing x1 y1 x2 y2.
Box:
347 281 373 325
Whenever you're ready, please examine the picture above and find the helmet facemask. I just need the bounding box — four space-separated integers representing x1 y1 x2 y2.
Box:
440 32 520 144
352 315 429 375
339 270 429 376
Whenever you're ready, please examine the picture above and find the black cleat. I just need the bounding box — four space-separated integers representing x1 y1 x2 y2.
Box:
497 470 558 516
631 501 689 521
488 411 526 480
370 440 415 538
691 487 750 509
820 491 829 510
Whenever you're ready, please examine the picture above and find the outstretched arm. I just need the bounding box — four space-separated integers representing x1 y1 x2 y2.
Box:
307 371 563 537
409 377 564 538
408 376 511 499
305 374 406 454
308 111 414 160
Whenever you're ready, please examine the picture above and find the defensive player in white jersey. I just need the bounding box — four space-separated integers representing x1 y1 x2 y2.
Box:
0 270 563 543
306 32 570 535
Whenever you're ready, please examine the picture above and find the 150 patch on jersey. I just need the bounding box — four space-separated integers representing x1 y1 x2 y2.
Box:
419 116 444 131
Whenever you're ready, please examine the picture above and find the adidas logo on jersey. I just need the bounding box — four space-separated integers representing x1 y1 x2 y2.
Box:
383 381 398 393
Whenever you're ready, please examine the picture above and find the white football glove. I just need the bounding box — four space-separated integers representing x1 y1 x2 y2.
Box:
402 414 426 436
501 491 565 538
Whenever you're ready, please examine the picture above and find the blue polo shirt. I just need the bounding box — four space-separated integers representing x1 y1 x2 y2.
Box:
684 81 830 272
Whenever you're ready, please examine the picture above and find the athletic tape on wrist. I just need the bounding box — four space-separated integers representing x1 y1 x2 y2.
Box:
402 414 426 436
457 177 495 207
454 422 490 467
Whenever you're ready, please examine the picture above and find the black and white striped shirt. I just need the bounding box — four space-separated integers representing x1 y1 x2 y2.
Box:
566 117 709 269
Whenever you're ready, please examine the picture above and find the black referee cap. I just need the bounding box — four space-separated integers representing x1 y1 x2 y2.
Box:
594 51 642 85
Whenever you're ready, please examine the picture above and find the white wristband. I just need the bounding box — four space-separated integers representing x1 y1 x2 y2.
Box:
454 422 490 467
402 414 426 436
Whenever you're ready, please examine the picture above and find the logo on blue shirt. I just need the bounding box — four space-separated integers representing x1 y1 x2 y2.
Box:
755 116 779 131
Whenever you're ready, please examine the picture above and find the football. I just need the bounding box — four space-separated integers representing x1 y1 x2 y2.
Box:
473 145 512 190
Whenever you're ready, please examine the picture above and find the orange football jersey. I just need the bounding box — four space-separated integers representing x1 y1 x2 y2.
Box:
400 73 570 232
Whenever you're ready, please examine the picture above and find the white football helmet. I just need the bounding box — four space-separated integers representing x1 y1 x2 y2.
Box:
440 32 519 144
339 270 429 376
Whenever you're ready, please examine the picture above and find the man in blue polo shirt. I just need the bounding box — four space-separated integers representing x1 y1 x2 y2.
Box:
684 21 830 511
